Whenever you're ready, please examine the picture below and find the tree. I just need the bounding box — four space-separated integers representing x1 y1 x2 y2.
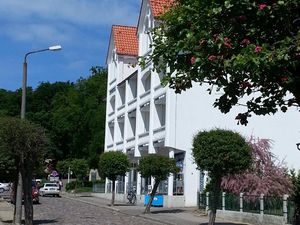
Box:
146 0 300 125
98 151 130 206
71 159 89 181
222 138 292 196
0 117 47 225
137 154 179 214
0 67 107 162
193 129 251 225
290 169 300 225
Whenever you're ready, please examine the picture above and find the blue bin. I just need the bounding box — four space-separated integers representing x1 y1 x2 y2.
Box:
144 194 164 207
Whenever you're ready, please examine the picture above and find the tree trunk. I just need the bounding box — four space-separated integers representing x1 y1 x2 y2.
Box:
111 180 115 206
23 163 33 225
208 176 222 225
144 179 160 214
13 167 23 225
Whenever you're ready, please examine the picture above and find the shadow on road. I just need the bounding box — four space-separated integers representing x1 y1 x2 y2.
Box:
150 209 185 214
33 219 58 224
200 223 248 225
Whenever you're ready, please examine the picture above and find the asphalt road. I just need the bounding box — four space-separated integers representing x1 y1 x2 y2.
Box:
33 196 164 225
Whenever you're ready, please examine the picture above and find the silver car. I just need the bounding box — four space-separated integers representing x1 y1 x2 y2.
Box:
0 183 10 193
39 183 60 197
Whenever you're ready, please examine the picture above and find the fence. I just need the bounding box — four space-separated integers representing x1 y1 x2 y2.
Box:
198 192 295 224
92 182 105 193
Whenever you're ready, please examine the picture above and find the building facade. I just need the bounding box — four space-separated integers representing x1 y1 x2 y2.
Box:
104 0 300 207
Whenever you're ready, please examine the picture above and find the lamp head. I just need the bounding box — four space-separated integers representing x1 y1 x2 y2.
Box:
49 45 62 51
296 143 300 151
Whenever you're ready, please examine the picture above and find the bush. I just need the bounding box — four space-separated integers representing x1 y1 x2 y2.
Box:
65 181 83 191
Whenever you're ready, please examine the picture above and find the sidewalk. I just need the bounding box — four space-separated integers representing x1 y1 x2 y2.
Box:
62 192 250 225
0 198 13 225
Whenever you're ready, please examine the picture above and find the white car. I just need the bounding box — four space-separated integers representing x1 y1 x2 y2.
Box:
0 183 10 192
39 183 60 197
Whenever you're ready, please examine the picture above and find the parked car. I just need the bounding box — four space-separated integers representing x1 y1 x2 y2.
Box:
39 183 60 197
10 181 39 204
0 183 10 193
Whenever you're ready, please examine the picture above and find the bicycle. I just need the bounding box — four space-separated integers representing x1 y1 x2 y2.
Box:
127 188 137 205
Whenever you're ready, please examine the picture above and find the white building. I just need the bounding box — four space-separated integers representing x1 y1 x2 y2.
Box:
104 0 300 207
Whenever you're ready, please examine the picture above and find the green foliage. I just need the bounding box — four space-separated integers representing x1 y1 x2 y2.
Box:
65 181 81 191
147 0 300 125
71 159 89 180
57 158 89 181
0 145 16 181
290 169 300 224
193 129 251 223
98 151 130 181
0 117 48 177
291 170 300 205
138 154 179 182
0 67 107 163
56 159 72 175
193 129 251 176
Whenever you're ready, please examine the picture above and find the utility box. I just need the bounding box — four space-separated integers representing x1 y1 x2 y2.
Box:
144 194 164 207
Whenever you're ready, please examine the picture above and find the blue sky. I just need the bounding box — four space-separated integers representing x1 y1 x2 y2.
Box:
0 0 140 91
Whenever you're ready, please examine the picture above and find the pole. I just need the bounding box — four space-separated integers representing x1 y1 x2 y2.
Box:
14 61 27 225
68 167 70 184
21 62 27 119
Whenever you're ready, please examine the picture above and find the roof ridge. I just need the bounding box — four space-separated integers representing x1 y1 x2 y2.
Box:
112 24 137 29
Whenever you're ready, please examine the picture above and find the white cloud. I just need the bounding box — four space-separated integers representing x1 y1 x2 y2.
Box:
0 0 139 26
4 23 71 43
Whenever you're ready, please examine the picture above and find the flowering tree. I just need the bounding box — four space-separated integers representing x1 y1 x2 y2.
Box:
222 138 292 196
147 0 300 125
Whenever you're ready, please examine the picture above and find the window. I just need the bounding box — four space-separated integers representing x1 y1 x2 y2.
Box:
118 83 126 106
173 153 185 195
154 95 166 129
140 102 150 133
128 110 136 138
141 71 151 93
128 73 137 101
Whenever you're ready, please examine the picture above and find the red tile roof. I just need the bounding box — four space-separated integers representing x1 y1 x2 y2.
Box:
112 25 138 56
149 0 174 17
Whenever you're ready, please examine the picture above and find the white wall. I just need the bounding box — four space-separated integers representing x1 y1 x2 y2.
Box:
172 83 300 170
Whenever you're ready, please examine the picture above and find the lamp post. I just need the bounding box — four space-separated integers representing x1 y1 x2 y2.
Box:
21 45 62 119
14 45 62 225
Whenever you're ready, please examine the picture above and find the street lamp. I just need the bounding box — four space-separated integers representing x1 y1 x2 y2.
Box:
15 45 62 225
296 143 300 151
21 45 62 119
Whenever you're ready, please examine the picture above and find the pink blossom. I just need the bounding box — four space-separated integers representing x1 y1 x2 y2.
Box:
190 56 197 65
241 39 250 45
224 37 232 49
222 138 292 196
254 45 262 53
280 76 289 82
259 3 267 10
208 55 217 61
238 15 247 22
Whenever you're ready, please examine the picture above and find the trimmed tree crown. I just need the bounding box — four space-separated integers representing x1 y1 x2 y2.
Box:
138 154 179 181
98 151 130 181
193 129 252 176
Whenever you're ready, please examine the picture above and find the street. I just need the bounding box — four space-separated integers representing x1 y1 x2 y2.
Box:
32 196 164 225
